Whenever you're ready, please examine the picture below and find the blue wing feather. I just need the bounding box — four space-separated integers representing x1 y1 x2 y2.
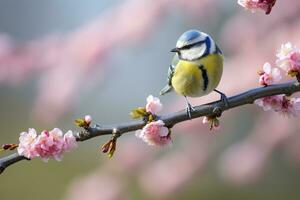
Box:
160 54 179 95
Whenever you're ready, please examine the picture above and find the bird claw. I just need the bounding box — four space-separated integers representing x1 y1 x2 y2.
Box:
186 103 195 119
214 89 229 107
220 93 229 107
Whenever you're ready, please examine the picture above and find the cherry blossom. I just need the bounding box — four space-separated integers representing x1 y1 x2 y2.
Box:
276 42 300 77
238 0 276 14
84 115 92 125
145 95 163 115
275 96 300 117
254 95 283 111
258 62 281 86
255 95 300 117
17 128 39 159
17 128 77 161
136 120 171 146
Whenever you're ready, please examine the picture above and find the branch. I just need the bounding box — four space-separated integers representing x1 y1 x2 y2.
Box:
1 81 300 174
0 153 29 174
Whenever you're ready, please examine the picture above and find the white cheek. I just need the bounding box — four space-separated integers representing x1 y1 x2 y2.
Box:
180 45 206 60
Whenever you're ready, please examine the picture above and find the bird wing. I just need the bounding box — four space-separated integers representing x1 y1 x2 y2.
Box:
160 54 179 95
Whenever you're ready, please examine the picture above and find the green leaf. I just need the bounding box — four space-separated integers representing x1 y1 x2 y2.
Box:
74 118 86 127
130 107 147 119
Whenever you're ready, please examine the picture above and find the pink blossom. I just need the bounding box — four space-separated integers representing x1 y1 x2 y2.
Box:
17 128 77 161
276 42 295 62
254 95 284 111
84 115 92 125
136 120 171 146
238 0 276 14
258 62 281 86
202 116 209 124
145 95 163 115
276 42 300 76
17 128 39 159
275 96 300 117
34 128 77 162
63 130 78 151
255 95 300 117
34 129 64 162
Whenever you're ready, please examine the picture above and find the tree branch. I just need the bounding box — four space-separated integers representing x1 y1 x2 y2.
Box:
1 81 300 174
0 153 29 174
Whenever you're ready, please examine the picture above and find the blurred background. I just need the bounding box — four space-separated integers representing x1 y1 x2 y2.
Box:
1 0 300 199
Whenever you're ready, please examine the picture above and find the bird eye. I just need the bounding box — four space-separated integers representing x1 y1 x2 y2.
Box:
180 40 205 50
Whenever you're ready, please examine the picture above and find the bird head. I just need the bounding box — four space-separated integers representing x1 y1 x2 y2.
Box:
171 29 211 61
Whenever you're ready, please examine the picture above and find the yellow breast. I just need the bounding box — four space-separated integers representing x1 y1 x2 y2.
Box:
171 54 223 97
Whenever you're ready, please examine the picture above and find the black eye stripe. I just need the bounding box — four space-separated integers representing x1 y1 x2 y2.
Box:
178 40 205 50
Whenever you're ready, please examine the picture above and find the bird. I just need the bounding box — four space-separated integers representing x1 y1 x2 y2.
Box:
160 29 227 118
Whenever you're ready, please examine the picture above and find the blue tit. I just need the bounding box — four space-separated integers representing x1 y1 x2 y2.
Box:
160 29 227 118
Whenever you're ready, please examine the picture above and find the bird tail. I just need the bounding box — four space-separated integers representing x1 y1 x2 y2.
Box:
160 85 172 95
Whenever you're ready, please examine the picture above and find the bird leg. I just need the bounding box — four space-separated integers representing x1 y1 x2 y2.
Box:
184 96 194 119
214 89 229 107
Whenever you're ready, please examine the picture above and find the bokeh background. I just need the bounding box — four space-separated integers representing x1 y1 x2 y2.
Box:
1 0 300 199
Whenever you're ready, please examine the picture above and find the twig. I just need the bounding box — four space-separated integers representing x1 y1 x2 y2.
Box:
1 81 300 174
0 153 29 174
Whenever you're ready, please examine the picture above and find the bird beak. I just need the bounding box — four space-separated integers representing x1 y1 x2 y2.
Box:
170 48 179 53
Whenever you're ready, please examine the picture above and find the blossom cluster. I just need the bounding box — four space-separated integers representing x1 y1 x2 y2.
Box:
255 43 300 117
255 95 300 117
238 0 276 15
258 62 281 86
136 120 171 146
134 95 171 146
17 128 77 162
276 42 300 78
